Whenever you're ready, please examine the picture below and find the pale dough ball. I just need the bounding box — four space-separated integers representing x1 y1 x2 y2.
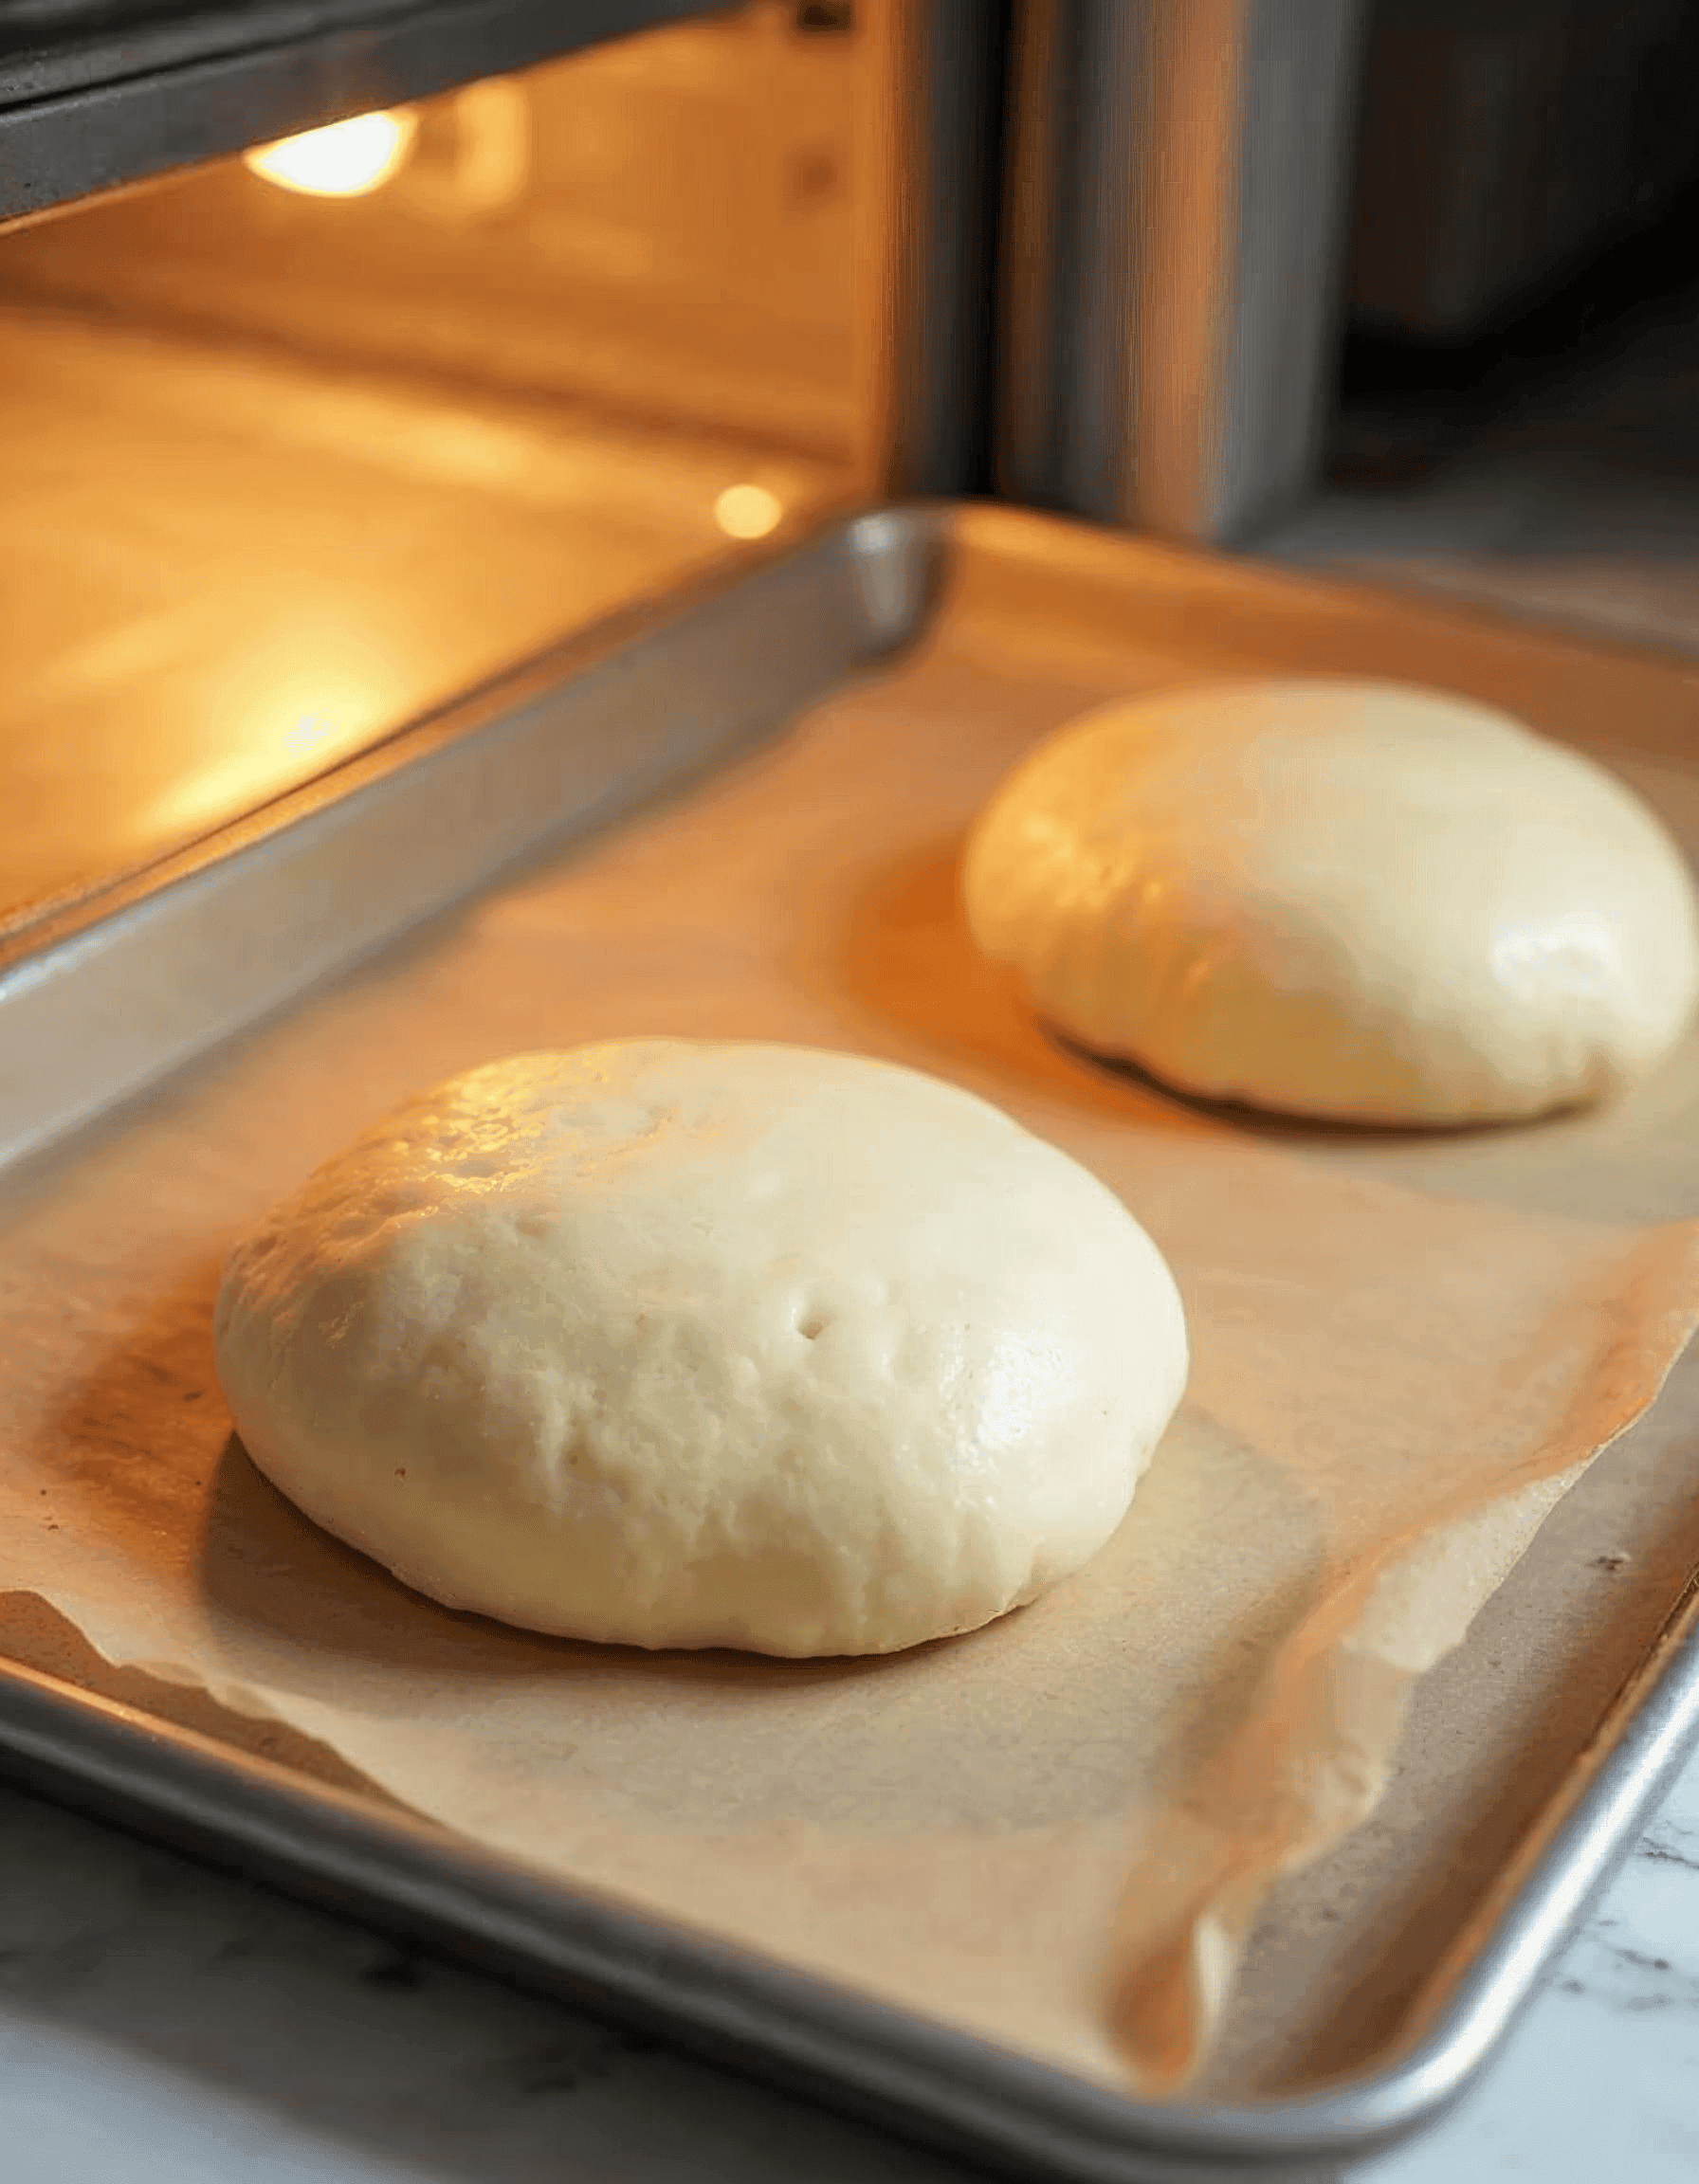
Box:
962 680 1699 1125
214 1040 1188 1657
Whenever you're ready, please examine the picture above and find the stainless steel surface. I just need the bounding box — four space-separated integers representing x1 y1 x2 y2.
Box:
0 0 710 226
873 0 1008 498
3 504 1699 2181
0 510 929 1174
998 0 1366 543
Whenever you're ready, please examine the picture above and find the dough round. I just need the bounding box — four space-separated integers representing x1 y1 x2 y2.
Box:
962 680 1699 1125
214 1040 1188 1657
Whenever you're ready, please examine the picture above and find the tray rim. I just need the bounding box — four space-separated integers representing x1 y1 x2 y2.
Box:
5 499 1699 2179
0 505 933 1175
3 1576 1697 2181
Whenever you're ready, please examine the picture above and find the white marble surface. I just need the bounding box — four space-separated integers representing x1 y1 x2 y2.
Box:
1 1745 1695 2184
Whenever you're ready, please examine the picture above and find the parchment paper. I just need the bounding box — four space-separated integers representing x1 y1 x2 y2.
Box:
4 539 1699 2093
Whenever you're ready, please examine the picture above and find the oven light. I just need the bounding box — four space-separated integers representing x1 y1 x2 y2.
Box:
244 109 419 198
714 484 784 540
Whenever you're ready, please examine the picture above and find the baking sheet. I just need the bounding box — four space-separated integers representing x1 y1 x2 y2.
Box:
3 508 1699 2102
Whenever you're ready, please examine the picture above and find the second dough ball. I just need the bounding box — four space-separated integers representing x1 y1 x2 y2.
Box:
962 680 1699 1126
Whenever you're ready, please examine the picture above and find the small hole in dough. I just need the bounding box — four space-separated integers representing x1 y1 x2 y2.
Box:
796 1307 830 1341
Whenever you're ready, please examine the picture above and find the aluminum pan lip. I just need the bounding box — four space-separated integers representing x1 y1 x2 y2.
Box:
2 502 1698 2177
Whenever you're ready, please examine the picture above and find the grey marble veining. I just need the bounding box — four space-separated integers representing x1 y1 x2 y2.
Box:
1361 1766 1699 2184
0 1780 973 2184
1 1738 1697 2183
1552 1818 1699 2021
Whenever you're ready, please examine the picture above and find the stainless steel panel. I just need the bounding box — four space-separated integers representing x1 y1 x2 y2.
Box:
875 0 1010 497
998 0 1367 544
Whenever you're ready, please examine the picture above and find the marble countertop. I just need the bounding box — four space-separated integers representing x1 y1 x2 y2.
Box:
1 1744 1695 2184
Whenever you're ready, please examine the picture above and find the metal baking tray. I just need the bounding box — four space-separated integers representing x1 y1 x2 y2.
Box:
4 504 1699 2184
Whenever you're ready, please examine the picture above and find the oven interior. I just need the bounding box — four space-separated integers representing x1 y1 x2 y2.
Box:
5 0 1698 940
0 3 880 937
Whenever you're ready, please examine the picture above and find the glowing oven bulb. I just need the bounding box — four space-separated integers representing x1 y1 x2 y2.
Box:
244 109 418 198
714 484 784 540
